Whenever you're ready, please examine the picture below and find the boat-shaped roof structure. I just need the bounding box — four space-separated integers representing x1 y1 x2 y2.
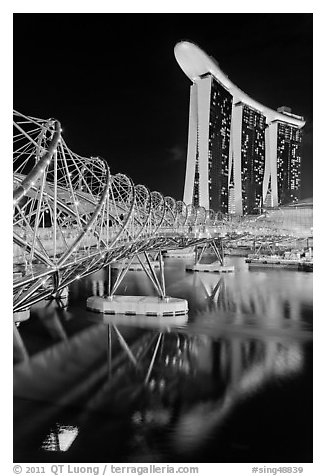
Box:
174 40 305 128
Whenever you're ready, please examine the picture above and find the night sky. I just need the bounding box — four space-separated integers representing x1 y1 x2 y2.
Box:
13 13 313 200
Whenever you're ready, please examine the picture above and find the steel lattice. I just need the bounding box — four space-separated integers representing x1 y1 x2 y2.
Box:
13 111 228 312
13 111 309 312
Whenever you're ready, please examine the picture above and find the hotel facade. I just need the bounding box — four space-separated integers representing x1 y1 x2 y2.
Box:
174 41 305 215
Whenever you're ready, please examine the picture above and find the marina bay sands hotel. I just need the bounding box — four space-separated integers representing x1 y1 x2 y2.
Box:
174 41 305 215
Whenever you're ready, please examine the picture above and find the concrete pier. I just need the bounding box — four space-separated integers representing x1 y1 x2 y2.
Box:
87 295 188 316
186 263 235 273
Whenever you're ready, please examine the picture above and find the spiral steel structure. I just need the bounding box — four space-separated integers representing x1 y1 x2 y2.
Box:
13 111 229 312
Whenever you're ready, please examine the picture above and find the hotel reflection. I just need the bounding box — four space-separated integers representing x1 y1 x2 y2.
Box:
31 325 304 457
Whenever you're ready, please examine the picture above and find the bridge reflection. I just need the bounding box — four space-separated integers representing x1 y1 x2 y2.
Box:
186 267 312 328
14 308 310 461
14 257 312 461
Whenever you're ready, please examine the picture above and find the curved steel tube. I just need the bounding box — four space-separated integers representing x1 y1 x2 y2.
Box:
13 110 236 311
13 120 61 205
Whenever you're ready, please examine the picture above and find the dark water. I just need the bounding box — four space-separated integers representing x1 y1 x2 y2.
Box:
14 257 313 463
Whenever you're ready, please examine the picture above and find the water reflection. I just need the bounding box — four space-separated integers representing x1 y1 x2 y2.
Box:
14 321 310 462
14 257 312 462
73 258 312 330
99 323 305 458
42 425 79 452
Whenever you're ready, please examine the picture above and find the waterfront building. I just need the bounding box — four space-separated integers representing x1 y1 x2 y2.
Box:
259 196 313 238
188 72 233 213
275 107 303 205
174 41 305 215
240 103 266 214
228 183 236 215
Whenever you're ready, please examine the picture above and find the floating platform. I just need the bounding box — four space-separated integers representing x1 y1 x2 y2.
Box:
185 263 234 273
298 261 313 272
246 259 299 269
245 257 313 271
87 295 188 316
164 249 195 259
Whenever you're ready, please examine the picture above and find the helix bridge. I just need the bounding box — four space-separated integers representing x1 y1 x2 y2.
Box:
13 111 229 313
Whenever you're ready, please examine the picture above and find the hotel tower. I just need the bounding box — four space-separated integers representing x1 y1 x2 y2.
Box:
174 41 305 215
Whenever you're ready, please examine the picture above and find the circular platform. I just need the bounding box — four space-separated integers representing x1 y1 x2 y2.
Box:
87 295 188 316
185 263 235 273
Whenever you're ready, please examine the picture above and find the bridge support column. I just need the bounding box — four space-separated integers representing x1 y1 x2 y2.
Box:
186 238 235 273
86 251 188 319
